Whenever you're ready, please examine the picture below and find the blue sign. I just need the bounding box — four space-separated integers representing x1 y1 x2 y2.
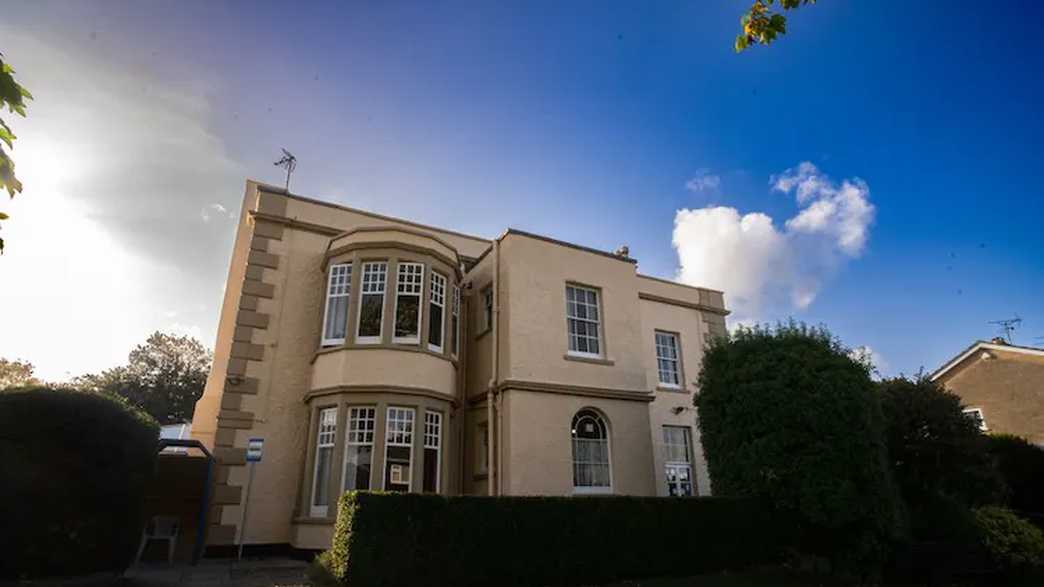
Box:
246 437 264 462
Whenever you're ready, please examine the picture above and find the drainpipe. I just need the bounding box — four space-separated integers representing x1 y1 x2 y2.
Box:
458 262 468 495
486 238 501 496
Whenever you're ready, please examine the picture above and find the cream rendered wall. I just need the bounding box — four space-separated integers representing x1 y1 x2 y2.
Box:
500 389 656 496
639 298 713 496
498 233 647 392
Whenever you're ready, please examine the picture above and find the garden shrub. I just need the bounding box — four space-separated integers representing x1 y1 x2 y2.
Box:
0 386 159 579
328 492 791 586
973 507 1044 573
878 376 1006 510
987 434 1044 526
696 322 906 573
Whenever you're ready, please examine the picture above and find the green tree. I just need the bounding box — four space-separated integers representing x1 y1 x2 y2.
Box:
735 0 816 52
696 321 905 573
76 332 212 424
0 53 33 253
0 357 39 389
878 376 1006 511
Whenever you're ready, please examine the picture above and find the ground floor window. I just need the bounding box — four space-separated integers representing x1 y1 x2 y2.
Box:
423 410 442 492
383 407 415 491
311 407 337 516
343 406 376 491
571 409 611 493
663 425 693 496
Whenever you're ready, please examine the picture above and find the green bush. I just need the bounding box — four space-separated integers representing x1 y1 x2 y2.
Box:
973 507 1044 572
328 492 791 587
696 322 906 573
0 386 159 579
878 377 1006 510
987 435 1044 524
306 551 340 587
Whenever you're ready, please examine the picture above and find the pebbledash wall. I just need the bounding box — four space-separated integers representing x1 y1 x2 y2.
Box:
192 180 730 550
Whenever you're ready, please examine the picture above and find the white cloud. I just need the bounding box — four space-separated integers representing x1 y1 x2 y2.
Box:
0 29 240 380
200 203 233 223
684 169 721 193
673 162 875 322
850 345 887 378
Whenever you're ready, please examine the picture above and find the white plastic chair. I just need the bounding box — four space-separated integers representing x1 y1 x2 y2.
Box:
134 515 180 565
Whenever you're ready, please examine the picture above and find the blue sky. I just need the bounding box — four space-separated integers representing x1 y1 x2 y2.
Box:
1 1 1042 379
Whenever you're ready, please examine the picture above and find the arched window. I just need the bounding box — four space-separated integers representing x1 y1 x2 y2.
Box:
571 409 611 493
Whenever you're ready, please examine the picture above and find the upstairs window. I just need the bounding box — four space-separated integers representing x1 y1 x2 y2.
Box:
322 263 352 346
428 272 447 352
423 410 443 493
343 406 376 491
393 262 424 344
450 286 460 357
383 407 415 492
655 331 681 388
963 408 988 431
356 262 387 343
482 287 493 333
311 407 337 517
566 285 601 357
571 409 611 493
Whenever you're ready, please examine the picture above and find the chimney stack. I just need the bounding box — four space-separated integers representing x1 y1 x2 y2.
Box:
614 245 630 258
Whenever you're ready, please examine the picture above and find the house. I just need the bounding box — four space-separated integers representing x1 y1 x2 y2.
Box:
191 180 729 551
931 338 1044 444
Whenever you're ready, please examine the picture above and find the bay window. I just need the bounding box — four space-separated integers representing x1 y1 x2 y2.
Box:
343 406 376 491
422 410 442 492
450 286 460 358
321 263 351 346
393 262 424 343
428 272 446 352
310 407 337 517
383 407 415 492
356 262 387 343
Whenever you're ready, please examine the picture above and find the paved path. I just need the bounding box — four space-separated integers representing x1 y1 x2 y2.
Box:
123 558 309 587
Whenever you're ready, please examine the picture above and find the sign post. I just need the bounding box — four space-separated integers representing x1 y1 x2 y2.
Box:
237 437 264 561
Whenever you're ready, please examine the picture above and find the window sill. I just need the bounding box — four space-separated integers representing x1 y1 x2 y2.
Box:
292 516 334 526
563 353 615 366
573 487 613 495
656 385 688 393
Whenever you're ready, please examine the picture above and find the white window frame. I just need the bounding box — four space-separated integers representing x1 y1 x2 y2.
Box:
343 406 376 491
382 406 415 491
321 263 352 346
655 331 682 389
565 284 603 359
310 407 338 517
663 425 694 497
963 407 988 432
451 285 460 358
428 272 447 353
392 262 424 344
356 262 388 344
423 410 443 493
571 409 613 494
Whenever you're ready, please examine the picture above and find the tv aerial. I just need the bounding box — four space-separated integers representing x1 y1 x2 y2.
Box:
987 316 1022 343
274 148 297 192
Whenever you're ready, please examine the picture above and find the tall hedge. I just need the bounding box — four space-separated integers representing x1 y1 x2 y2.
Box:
987 434 1044 527
696 322 905 571
328 492 791 586
0 386 159 579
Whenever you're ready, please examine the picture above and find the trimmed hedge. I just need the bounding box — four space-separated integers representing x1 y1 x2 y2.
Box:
0 386 159 579
987 434 1044 527
327 492 791 587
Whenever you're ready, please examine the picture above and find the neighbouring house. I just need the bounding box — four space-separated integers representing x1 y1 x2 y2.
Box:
931 338 1044 445
191 180 729 551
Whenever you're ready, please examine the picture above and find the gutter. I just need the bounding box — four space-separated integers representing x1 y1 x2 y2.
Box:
486 238 501 496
